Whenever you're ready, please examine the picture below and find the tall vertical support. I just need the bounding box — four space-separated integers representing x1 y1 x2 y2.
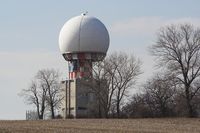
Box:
65 80 67 119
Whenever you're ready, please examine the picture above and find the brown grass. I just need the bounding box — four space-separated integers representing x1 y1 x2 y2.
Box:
0 118 199 133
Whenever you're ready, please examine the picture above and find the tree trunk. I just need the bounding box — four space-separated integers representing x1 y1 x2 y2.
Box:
50 102 55 119
48 86 55 119
185 86 194 117
105 110 108 118
116 101 120 118
98 98 102 118
161 105 167 117
36 104 44 119
38 114 43 119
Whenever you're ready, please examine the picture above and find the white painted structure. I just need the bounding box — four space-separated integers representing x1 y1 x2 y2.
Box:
59 13 109 118
59 14 109 56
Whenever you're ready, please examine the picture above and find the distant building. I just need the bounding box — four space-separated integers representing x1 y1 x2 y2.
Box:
26 110 38 120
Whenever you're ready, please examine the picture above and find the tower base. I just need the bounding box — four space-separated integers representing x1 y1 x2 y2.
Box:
60 78 97 118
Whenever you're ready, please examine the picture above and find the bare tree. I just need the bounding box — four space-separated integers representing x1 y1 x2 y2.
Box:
107 52 141 118
37 69 63 119
83 60 117 118
81 61 108 118
91 61 110 118
20 80 47 119
150 24 200 117
20 69 63 119
83 52 141 118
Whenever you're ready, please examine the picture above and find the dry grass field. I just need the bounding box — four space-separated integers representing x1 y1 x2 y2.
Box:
0 118 200 133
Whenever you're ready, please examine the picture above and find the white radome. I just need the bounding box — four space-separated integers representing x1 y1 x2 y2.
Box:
59 14 109 55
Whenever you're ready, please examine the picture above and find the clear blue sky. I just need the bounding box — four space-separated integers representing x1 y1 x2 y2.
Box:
0 0 200 119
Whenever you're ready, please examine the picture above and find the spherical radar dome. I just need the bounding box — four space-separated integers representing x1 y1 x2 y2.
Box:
59 14 109 60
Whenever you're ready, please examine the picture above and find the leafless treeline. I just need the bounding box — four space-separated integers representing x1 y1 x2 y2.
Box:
90 23 200 118
84 52 142 118
123 24 200 118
